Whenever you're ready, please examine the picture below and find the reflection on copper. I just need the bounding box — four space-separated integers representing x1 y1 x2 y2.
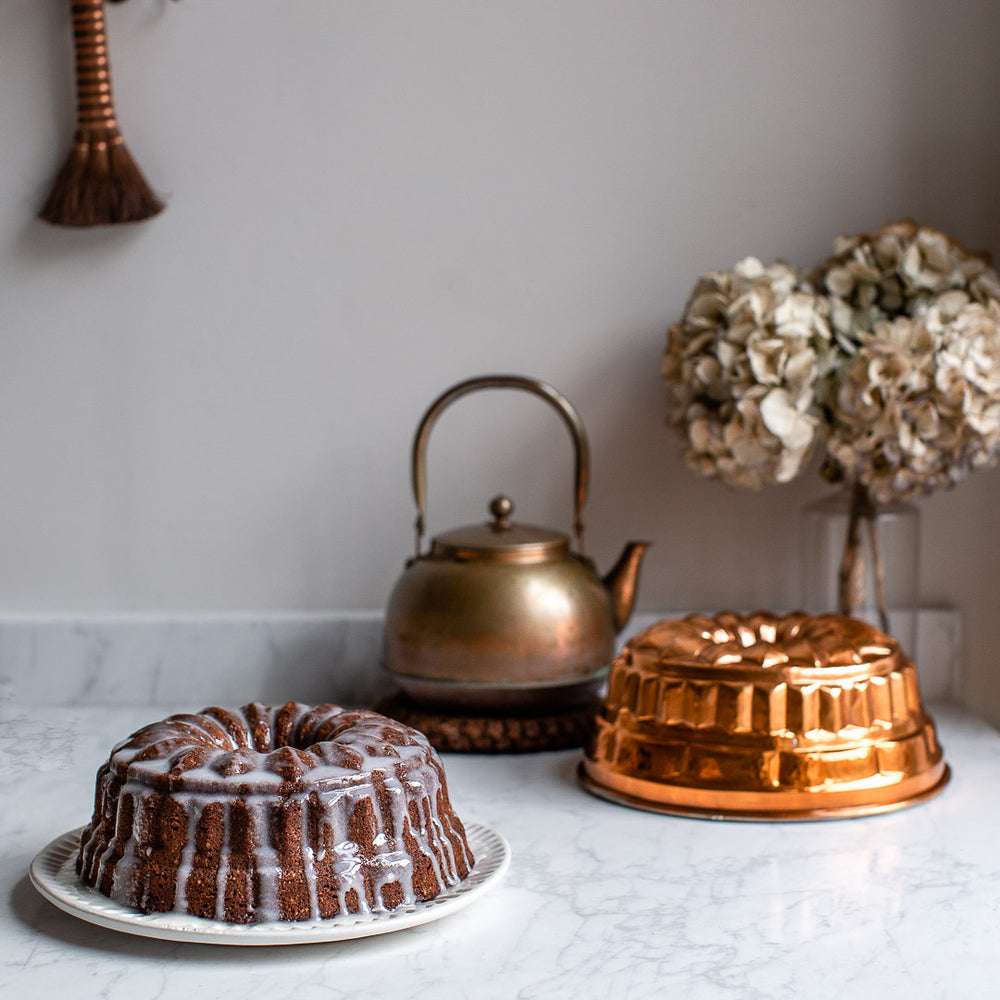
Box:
580 612 949 821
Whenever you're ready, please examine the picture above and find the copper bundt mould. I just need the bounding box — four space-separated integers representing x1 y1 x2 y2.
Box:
580 611 949 821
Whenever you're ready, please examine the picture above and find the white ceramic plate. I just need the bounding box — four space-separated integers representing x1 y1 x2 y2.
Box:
29 822 509 946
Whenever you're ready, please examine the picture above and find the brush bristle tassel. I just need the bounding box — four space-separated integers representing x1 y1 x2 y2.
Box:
39 127 163 227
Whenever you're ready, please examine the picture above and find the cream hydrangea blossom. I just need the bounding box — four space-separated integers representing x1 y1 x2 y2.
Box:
820 222 1000 499
823 220 1000 353
827 296 1000 501
664 223 1000 501
662 257 833 489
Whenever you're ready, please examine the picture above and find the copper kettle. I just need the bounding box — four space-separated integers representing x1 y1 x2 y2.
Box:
383 375 648 714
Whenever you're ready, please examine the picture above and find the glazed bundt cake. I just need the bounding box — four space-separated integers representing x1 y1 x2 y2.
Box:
77 702 475 923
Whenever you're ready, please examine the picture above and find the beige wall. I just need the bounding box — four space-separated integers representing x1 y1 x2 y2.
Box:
2 2 999 720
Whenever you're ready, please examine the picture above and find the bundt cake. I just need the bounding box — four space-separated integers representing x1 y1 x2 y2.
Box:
77 702 475 923
582 612 948 819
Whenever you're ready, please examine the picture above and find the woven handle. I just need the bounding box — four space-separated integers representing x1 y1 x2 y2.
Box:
71 0 119 133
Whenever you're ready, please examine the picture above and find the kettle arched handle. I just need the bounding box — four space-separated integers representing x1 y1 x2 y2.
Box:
410 374 590 557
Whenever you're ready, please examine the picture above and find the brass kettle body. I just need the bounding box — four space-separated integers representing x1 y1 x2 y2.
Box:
383 375 648 714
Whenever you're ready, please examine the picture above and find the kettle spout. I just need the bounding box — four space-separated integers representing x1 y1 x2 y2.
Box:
603 542 650 633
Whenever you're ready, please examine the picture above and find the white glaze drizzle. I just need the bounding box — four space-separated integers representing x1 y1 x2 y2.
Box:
172 796 201 911
249 792 280 919
298 796 320 918
214 803 231 921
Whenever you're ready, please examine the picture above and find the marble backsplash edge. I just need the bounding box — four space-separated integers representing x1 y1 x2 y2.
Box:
0 609 960 708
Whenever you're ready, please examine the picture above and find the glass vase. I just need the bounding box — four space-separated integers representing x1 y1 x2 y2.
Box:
800 483 920 659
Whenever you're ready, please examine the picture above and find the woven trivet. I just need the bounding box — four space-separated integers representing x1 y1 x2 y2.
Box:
376 693 600 754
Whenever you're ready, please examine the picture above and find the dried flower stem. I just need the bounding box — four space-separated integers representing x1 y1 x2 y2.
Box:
837 480 890 632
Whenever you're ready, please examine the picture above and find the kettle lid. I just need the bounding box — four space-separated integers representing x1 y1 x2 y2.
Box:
431 495 568 559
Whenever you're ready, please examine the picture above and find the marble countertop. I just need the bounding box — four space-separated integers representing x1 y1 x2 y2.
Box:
3 701 999 999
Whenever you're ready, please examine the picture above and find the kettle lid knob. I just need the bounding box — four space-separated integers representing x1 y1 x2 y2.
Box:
489 495 514 529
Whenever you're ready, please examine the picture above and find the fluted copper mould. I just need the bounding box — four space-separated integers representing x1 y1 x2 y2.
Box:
40 0 163 226
384 374 649 714
581 611 949 820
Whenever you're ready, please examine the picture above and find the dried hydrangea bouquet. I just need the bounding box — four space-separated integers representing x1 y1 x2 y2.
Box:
663 220 1000 642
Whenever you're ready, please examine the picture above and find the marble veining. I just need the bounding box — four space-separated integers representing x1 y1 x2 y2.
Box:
0 609 961 709
0 612 387 708
3 702 1000 998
